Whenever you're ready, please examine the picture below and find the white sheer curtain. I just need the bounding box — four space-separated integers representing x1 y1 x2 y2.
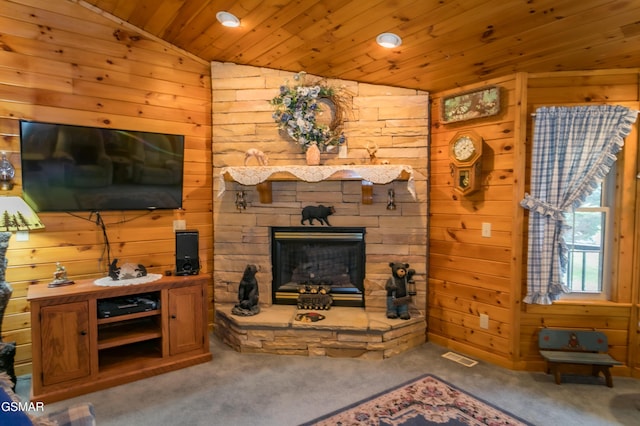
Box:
521 105 637 304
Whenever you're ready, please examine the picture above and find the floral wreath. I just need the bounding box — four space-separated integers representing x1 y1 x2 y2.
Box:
270 72 346 153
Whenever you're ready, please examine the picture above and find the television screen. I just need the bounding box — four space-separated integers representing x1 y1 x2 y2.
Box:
20 120 185 212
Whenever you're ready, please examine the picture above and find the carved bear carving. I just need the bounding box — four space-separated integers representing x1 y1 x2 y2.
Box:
232 264 260 317
301 205 335 226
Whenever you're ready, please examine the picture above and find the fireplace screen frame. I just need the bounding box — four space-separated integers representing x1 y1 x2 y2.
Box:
271 227 366 307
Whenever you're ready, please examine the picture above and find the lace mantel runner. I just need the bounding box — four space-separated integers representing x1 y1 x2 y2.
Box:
218 165 415 199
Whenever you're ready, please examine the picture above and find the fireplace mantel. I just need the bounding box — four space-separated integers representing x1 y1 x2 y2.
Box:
218 164 415 204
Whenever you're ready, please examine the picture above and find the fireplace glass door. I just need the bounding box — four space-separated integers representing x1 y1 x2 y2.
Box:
271 227 366 307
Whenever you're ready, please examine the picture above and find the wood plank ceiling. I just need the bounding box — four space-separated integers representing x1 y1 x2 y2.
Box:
83 0 640 92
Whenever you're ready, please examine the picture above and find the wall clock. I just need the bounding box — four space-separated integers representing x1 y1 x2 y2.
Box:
448 130 483 195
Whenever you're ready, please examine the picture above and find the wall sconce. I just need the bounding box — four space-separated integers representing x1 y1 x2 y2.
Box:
387 188 396 210
0 196 45 231
235 191 247 212
0 152 15 191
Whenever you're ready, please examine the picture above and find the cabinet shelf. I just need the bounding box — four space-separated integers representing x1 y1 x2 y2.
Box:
98 340 162 373
97 309 160 325
98 318 161 350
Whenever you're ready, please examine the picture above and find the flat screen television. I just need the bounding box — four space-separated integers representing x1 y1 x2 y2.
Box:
20 120 185 212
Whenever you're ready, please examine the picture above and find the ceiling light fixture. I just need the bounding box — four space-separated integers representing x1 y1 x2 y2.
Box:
216 11 240 28
376 32 402 48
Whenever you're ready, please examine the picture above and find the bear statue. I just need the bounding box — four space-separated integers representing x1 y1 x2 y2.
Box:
232 264 260 316
301 205 335 226
385 262 416 320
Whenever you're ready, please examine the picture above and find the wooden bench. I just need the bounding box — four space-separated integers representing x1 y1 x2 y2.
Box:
538 328 623 387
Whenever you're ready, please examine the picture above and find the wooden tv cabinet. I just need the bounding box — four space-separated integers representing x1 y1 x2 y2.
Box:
28 274 211 403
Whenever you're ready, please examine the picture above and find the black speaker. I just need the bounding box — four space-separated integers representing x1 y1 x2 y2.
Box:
175 230 199 275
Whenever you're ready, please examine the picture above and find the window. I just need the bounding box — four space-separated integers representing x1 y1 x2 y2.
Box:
521 105 634 305
563 166 615 300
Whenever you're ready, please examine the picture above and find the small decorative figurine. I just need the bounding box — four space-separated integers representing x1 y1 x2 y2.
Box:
385 262 416 320
365 141 389 165
366 141 379 165
301 205 335 226
297 285 332 310
48 262 74 288
244 148 269 166
232 264 260 316
108 259 147 281
295 312 326 322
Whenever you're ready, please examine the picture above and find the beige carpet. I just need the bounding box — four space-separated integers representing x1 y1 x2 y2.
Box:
17 335 640 426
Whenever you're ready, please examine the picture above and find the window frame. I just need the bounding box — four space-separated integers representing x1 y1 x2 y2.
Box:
562 165 616 301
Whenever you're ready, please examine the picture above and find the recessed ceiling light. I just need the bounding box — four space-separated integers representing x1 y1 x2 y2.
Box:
216 11 240 28
376 32 402 48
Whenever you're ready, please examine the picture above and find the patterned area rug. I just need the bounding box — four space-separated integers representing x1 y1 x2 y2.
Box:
301 374 532 426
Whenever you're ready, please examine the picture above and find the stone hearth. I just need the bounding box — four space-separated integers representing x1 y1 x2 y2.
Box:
214 304 426 359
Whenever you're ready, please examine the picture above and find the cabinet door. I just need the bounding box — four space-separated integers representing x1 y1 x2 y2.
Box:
40 301 91 386
168 285 204 355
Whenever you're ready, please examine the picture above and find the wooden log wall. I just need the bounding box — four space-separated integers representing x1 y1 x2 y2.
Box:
429 74 526 368
211 63 428 315
2 0 638 381
0 0 212 375
430 69 640 376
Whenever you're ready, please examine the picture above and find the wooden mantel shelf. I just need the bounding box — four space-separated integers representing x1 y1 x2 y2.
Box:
218 165 415 204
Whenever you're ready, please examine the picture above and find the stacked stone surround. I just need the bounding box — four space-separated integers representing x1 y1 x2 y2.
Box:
211 62 429 357
215 304 427 359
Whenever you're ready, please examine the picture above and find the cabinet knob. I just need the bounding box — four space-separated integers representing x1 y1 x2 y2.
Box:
80 330 87 336
171 315 177 319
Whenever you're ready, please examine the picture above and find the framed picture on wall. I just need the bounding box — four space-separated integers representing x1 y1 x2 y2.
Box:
441 85 501 124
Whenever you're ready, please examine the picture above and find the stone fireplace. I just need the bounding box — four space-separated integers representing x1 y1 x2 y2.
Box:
214 219 428 359
271 227 366 307
211 63 429 359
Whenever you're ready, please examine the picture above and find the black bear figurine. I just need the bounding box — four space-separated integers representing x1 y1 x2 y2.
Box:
386 262 416 320
301 205 335 226
232 264 260 316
